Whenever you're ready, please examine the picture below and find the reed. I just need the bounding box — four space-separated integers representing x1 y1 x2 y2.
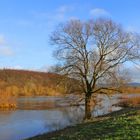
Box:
0 92 17 109
119 96 140 107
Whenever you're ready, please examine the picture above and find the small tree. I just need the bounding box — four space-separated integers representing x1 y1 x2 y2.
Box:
50 18 140 119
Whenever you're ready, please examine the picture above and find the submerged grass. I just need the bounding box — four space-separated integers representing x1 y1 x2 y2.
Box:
26 107 140 140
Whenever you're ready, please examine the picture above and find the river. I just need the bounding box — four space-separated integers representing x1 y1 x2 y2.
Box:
0 94 139 140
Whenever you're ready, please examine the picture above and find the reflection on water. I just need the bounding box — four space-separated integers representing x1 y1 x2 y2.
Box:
0 94 139 140
0 107 84 140
93 94 122 116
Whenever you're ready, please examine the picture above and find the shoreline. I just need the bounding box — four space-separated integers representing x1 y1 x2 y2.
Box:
25 107 140 140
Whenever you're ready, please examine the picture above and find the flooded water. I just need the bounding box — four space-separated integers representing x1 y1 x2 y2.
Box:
0 94 139 140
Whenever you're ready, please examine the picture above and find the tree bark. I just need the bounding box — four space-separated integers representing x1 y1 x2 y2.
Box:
84 93 92 120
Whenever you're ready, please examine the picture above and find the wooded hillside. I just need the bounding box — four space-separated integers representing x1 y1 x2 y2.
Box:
0 69 79 96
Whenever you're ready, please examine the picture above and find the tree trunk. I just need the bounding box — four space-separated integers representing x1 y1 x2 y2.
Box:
84 93 92 120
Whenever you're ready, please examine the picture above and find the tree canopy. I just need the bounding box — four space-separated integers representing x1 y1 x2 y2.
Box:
50 18 140 119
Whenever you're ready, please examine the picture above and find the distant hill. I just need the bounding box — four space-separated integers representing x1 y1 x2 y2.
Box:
128 82 140 87
0 69 79 96
0 69 139 97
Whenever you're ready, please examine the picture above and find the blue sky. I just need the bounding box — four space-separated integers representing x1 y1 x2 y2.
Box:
0 0 140 77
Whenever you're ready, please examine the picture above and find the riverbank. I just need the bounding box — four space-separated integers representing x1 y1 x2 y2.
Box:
26 107 140 140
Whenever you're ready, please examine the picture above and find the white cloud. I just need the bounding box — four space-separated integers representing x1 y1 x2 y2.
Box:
0 47 13 56
69 16 78 20
90 8 110 17
0 35 6 45
126 26 140 33
50 5 74 21
16 19 32 27
4 65 23 70
38 65 52 72
127 66 140 82
30 5 75 33
57 5 71 14
33 5 74 23
0 34 14 56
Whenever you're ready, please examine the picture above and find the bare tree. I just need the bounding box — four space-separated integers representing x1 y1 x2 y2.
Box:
50 18 140 119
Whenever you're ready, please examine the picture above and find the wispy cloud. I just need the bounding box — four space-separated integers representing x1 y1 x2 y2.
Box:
90 8 110 17
48 5 74 21
127 65 140 82
126 26 140 33
16 19 33 27
0 35 6 45
33 5 74 23
30 5 75 33
39 65 52 72
0 47 13 56
57 5 72 14
0 34 14 56
3 65 23 70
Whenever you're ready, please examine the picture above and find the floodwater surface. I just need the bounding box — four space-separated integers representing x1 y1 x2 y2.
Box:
0 94 139 140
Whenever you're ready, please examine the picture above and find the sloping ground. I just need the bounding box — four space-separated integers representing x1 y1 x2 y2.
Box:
27 107 140 140
0 69 79 96
0 69 80 109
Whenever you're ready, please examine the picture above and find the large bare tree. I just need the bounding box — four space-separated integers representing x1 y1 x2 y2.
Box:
50 18 140 119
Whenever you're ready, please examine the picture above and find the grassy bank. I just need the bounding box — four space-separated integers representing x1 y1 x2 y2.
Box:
26 107 140 140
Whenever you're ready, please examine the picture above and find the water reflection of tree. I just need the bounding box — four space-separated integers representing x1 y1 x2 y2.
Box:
44 106 84 132
92 94 122 117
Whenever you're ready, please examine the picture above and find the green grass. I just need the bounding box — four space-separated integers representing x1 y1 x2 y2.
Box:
27 108 140 140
